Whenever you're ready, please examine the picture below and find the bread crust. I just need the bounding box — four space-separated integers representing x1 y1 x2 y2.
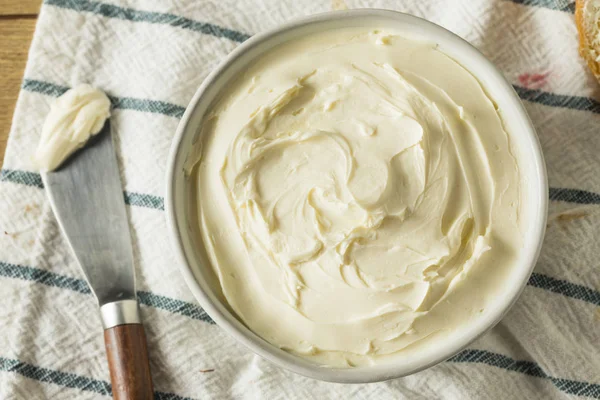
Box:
576 0 600 79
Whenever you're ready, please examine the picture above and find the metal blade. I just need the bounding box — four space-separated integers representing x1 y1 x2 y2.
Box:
42 121 136 306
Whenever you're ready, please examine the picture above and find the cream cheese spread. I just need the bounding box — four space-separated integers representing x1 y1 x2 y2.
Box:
194 29 522 367
35 84 111 172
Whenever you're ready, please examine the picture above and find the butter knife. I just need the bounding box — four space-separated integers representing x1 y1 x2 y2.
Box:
42 120 153 400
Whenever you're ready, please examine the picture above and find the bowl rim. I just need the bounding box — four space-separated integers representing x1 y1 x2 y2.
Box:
165 8 548 383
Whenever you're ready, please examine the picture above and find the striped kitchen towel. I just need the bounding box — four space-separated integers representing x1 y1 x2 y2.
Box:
1 0 599 398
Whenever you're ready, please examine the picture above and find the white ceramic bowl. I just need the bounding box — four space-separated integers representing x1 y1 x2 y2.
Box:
165 9 548 383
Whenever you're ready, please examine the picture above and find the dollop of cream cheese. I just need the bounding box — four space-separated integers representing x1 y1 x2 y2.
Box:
35 84 111 172
195 30 522 367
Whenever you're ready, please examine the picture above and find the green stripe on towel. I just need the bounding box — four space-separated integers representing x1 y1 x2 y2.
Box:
0 169 43 189
514 85 600 114
0 357 111 396
0 356 195 399
22 79 185 119
528 273 600 306
449 349 600 398
549 187 600 205
0 262 214 324
44 0 251 43
507 0 575 13
0 169 164 211
123 192 165 210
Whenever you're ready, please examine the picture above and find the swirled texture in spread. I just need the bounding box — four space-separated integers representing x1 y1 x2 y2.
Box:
194 30 522 367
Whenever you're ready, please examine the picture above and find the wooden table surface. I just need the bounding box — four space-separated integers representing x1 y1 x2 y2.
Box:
0 0 42 165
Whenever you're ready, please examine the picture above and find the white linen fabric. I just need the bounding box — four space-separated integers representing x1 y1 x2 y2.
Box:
0 0 599 399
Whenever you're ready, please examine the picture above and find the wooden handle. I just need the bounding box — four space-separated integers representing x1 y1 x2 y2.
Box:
104 324 154 400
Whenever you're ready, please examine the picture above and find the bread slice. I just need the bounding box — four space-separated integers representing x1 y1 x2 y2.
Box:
576 0 600 79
